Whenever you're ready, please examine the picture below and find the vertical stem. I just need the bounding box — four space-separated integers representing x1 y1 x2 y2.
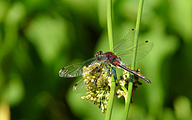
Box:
123 0 144 120
107 0 114 50
133 0 144 69
105 0 115 120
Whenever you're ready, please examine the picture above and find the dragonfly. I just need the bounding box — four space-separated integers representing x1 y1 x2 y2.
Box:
59 28 154 91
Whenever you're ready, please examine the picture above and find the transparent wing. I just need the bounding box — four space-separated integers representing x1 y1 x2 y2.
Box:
117 41 154 65
73 62 103 93
73 79 86 93
59 57 97 78
113 29 135 55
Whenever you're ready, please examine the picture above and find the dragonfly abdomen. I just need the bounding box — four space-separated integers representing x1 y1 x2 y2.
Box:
118 64 151 84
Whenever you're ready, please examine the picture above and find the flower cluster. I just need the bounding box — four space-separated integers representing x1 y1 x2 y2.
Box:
81 63 143 113
116 67 142 101
81 62 111 113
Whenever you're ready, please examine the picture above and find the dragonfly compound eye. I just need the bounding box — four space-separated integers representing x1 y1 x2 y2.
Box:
95 51 103 58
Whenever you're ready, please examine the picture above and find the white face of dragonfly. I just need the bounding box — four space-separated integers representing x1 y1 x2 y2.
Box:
95 51 108 62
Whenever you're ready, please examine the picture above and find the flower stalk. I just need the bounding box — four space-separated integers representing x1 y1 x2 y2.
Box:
123 0 145 119
105 0 116 119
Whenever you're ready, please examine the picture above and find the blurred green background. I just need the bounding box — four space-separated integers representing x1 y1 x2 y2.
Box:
0 0 192 120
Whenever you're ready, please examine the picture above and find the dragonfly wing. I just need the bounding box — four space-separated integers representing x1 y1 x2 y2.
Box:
73 62 104 93
59 57 97 78
113 29 135 55
117 41 154 65
73 79 86 93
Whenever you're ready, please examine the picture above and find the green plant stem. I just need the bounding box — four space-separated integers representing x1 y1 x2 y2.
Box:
107 0 114 50
133 0 144 69
123 0 144 120
105 0 115 120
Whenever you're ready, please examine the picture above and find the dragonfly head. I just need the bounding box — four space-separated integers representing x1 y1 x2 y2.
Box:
95 51 103 58
95 51 105 61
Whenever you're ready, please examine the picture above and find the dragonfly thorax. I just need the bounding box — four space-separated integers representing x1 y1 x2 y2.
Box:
104 52 120 66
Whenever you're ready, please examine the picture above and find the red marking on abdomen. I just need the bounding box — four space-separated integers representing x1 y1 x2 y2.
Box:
137 73 141 76
114 60 120 66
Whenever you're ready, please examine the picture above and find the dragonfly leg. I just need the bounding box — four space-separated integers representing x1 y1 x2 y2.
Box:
104 64 111 75
111 66 117 79
94 78 97 88
93 76 101 88
95 62 104 72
